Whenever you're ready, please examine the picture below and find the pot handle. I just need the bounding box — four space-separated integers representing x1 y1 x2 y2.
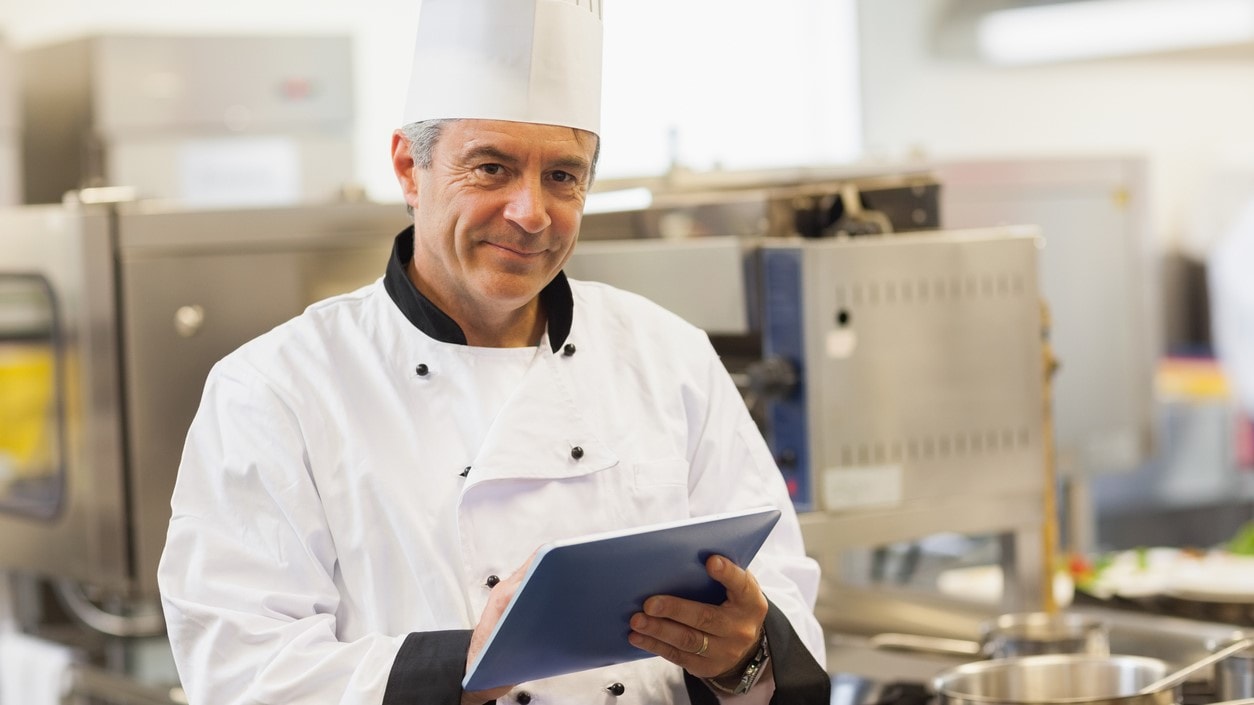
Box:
869 632 983 658
1139 636 1254 695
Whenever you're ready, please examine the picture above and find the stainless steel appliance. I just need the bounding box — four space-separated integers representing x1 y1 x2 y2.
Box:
0 37 19 205
936 157 1156 479
568 220 1051 607
0 199 408 597
19 34 355 207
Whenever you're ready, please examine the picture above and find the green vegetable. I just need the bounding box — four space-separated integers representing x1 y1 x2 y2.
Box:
1229 521 1254 556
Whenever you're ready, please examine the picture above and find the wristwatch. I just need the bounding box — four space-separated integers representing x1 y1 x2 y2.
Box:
704 629 770 696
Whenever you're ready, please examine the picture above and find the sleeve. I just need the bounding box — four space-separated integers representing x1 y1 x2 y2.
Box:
157 360 468 705
681 338 831 705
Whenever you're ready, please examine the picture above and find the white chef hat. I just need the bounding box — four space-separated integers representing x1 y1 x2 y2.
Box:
402 0 603 135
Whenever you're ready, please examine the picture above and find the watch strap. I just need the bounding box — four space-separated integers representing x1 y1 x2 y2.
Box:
704 629 770 696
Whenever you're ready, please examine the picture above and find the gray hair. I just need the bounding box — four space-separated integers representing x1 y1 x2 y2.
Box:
400 119 453 170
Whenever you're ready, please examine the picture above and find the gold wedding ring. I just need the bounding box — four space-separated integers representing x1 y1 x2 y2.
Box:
694 633 709 657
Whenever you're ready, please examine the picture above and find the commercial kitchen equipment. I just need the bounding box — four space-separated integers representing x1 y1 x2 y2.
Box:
935 157 1157 553
0 198 408 598
575 171 1051 611
19 34 355 207
0 36 19 205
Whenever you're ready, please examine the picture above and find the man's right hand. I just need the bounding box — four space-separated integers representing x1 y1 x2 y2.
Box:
461 553 536 705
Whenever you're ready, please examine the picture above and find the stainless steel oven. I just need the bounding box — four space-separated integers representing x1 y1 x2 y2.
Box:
0 199 408 597
0 37 19 205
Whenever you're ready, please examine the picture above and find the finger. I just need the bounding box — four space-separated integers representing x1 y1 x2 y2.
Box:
707 555 752 600
630 611 708 655
627 625 724 678
708 556 769 625
642 594 725 636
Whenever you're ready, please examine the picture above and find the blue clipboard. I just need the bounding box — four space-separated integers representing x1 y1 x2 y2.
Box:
461 506 782 691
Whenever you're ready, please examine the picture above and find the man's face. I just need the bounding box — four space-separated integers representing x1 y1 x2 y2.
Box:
393 119 597 318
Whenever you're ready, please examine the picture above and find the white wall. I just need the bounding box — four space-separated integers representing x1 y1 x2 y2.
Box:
857 0 1254 258
0 0 862 202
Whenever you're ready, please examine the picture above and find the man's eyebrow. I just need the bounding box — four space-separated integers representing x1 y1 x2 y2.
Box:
460 145 519 166
550 155 592 174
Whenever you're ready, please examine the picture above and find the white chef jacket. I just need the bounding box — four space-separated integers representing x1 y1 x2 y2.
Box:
158 229 827 705
1211 200 1254 416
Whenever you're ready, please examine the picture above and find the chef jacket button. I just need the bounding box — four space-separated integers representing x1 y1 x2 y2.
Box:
485 575 500 588
570 446 584 460
415 363 429 376
606 682 626 696
459 466 470 478
516 691 532 704
563 343 576 357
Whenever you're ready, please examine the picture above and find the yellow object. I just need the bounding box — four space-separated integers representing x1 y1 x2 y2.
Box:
0 345 56 477
1156 357 1231 401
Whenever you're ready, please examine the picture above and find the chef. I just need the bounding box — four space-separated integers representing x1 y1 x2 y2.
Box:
157 1 829 703
1211 200 1254 417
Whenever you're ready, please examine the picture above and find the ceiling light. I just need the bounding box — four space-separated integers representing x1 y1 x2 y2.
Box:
978 0 1254 65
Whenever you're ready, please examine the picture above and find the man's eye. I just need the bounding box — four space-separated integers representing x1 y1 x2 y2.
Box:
480 164 504 176
551 171 574 183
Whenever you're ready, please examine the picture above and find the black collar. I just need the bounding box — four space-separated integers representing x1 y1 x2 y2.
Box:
383 227 573 352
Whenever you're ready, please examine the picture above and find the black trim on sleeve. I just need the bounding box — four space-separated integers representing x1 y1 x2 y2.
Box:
382 630 475 705
382 227 574 352
683 600 830 705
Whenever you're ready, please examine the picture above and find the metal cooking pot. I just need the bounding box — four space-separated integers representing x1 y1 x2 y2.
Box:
872 612 1109 660
982 612 1110 659
933 654 1178 705
1214 636 1254 701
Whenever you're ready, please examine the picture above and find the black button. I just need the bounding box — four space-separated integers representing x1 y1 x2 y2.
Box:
570 446 584 460
563 343 576 356
485 575 500 588
516 691 532 705
415 363 429 376
606 682 626 696
459 466 470 478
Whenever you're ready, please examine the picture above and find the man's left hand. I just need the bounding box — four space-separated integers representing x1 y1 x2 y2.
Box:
627 555 767 679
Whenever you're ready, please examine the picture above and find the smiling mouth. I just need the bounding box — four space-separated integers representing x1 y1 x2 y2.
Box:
487 242 546 257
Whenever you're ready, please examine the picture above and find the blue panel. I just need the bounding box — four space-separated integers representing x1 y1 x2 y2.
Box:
462 508 782 691
760 248 812 510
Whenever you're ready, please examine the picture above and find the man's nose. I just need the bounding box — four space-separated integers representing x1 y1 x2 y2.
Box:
502 177 552 234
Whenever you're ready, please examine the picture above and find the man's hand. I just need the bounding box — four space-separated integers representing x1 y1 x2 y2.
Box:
627 555 768 679
461 554 536 705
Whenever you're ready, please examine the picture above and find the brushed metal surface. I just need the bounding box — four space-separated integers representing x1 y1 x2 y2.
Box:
19 34 354 205
936 157 1155 478
0 204 130 589
934 654 1174 705
769 228 1045 515
116 201 407 594
564 236 751 334
0 201 409 596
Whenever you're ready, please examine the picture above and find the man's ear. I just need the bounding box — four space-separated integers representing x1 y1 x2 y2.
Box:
391 131 419 210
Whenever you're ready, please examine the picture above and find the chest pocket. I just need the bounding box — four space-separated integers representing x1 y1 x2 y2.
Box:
628 458 690 524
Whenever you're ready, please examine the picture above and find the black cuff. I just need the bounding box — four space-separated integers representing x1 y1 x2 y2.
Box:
383 630 475 705
683 600 830 705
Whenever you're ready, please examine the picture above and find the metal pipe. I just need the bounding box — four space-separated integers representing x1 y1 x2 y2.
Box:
52 580 165 638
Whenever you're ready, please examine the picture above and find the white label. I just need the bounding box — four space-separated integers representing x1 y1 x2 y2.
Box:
822 465 903 511
179 136 301 207
826 328 857 358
